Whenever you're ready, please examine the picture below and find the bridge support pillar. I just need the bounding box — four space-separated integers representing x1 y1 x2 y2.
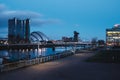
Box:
52 47 55 51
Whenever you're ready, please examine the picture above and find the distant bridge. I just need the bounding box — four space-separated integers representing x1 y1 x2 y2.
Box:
0 42 91 50
0 31 92 50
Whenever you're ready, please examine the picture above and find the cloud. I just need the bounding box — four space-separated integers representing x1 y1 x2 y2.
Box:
0 4 61 37
0 4 7 11
0 10 42 27
0 4 43 27
31 19 61 26
1 10 42 19
0 4 60 37
73 24 80 27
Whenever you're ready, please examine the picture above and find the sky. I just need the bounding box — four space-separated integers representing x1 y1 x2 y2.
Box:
0 0 120 41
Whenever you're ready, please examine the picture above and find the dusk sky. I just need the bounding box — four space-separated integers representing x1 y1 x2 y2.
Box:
0 0 120 41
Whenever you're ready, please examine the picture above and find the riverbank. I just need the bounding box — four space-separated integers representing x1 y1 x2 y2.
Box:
86 50 120 63
0 50 74 72
0 51 120 80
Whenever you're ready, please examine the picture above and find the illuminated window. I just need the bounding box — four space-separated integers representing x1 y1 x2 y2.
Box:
107 33 112 36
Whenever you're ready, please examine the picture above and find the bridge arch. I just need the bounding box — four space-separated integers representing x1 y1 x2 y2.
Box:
30 31 49 43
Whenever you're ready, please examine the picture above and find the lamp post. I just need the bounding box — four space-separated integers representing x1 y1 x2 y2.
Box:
37 42 39 59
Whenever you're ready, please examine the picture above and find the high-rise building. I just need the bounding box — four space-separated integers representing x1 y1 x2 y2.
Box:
8 18 30 44
106 24 120 46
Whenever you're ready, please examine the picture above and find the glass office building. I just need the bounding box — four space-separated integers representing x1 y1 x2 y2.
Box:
8 18 30 44
106 24 120 46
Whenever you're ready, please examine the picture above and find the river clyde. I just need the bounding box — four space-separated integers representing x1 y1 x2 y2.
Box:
0 47 74 64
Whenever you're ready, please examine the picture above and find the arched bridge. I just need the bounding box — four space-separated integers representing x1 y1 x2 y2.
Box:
30 31 49 43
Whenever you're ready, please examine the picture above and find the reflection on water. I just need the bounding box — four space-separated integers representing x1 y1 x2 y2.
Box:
0 47 72 63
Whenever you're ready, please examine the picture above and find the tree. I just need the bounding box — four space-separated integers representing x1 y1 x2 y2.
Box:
97 40 105 47
91 37 97 47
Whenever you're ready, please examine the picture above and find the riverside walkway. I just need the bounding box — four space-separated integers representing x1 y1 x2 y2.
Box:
0 51 120 80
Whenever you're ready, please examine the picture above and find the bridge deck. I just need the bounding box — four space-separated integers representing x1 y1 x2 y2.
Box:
0 42 91 50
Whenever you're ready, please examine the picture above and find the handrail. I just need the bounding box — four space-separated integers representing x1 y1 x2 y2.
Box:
0 50 74 72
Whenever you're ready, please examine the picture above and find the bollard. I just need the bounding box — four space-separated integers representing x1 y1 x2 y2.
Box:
46 56 48 62
48 56 50 61
41 57 44 63
40 58 42 63
42 57 45 63
56 55 58 59
45 57 48 62
44 57 46 62
0 64 4 72
53 55 55 60
50 56 53 61
54 55 56 60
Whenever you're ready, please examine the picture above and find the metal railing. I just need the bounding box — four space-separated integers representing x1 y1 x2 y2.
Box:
0 50 74 72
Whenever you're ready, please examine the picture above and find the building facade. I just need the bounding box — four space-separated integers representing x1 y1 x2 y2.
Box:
62 37 73 42
73 31 79 42
106 24 120 46
8 18 30 44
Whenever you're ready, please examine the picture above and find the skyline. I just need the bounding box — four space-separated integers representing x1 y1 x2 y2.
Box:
0 0 120 40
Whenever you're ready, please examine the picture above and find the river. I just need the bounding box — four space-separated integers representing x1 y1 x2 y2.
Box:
0 47 75 64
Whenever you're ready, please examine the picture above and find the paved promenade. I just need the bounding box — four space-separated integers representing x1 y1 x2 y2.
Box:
0 52 120 80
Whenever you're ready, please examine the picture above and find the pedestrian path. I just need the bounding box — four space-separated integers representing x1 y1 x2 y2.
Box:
0 52 120 80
